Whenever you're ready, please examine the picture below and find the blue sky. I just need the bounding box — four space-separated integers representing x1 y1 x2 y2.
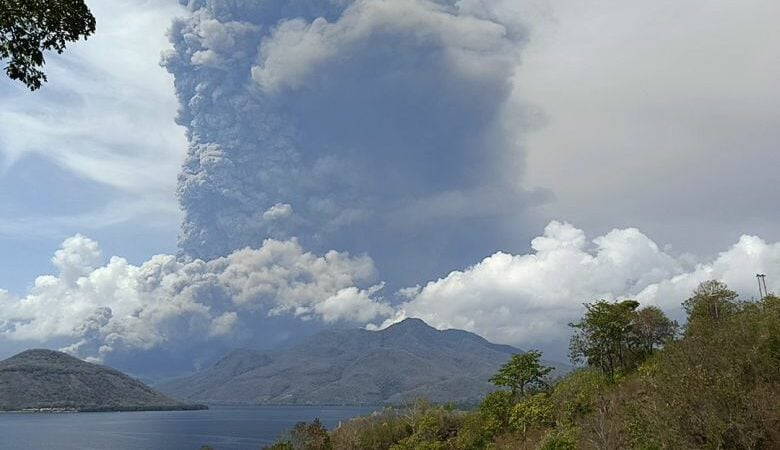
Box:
0 0 778 369
0 0 186 292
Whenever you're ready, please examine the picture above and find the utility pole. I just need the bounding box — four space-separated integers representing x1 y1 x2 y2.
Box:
756 274 768 300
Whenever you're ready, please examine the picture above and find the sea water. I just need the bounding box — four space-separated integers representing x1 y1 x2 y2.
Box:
0 405 375 450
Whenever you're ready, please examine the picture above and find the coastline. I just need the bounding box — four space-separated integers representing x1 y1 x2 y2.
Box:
0 404 208 414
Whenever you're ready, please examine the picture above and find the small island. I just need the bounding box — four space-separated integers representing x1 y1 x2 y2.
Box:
0 349 206 413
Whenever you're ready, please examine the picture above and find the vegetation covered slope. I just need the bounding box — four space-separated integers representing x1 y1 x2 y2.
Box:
160 318 564 405
262 281 779 450
0 349 204 411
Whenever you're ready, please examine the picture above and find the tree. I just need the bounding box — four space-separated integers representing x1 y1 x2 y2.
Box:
633 306 678 355
490 350 553 396
0 0 95 90
265 419 332 450
289 419 332 450
682 280 739 333
477 390 515 436
568 300 642 381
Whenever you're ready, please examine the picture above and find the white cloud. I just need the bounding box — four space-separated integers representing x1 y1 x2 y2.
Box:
377 221 779 354
0 235 388 361
0 0 187 226
262 203 293 221
2 220 778 363
51 235 102 283
314 284 393 324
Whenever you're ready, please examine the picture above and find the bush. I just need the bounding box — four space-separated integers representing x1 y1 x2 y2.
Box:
329 408 411 450
547 369 608 425
264 418 331 450
536 425 578 450
477 391 514 436
509 393 554 435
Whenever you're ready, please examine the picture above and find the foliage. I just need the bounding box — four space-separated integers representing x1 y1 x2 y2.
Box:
569 299 642 380
476 390 514 437
329 409 409 450
265 419 331 450
633 306 678 354
389 401 463 450
547 369 608 425
260 281 779 450
0 0 95 90
489 350 553 396
569 299 678 381
536 425 578 450
627 292 780 449
682 279 740 334
451 412 494 450
509 393 555 435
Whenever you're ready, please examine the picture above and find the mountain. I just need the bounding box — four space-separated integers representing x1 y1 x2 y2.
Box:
158 318 564 405
0 349 206 412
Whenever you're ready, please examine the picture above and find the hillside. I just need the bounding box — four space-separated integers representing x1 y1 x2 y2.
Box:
263 284 780 450
0 349 205 412
158 318 562 405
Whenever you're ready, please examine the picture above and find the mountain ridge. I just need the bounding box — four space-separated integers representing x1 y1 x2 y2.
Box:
158 318 565 405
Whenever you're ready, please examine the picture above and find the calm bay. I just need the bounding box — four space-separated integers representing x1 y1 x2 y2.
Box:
0 405 375 450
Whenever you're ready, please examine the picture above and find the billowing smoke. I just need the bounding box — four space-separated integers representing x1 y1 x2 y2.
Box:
2 222 777 364
164 0 539 285
0 235 387 363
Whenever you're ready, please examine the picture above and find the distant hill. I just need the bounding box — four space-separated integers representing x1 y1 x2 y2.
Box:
0 349 206 412
158 318 566 405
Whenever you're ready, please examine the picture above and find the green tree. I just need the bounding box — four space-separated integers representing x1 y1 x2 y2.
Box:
266 419 332 450
291 419 332 450
489 350 553 396
568 300 642 381
477 390 515 436
0 0 95 90
682 280 739 332
630 293 780 448
634 305 677 355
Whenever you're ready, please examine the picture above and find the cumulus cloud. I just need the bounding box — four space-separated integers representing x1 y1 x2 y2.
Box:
165 0 542 287
0 235 387 362
376 221 779 357
314 284 393 324
1 221 778 365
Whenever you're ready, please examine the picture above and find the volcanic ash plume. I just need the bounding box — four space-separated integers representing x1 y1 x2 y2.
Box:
164 0 537 284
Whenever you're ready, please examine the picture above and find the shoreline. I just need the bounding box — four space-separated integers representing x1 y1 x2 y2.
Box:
0 404 208 414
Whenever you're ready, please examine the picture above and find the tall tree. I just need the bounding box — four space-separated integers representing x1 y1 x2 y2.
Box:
490 350 553 396
634 306 678 355
682 280 739 334
0 0 95 90
569 300 642 381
